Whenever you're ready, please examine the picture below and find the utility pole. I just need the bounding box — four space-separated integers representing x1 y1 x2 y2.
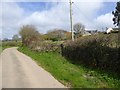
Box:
69 0 74 41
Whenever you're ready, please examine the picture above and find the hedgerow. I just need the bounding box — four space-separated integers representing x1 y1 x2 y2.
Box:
62 33 120 77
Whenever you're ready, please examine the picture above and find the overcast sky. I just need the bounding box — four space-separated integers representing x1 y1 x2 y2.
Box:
0 0 119 39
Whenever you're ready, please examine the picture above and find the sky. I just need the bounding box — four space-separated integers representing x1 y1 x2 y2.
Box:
0 0 119 39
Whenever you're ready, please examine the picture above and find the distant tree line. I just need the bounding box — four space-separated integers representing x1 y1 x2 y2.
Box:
18 22 86 47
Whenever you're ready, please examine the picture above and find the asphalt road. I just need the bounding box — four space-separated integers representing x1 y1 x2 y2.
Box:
1 47 65 88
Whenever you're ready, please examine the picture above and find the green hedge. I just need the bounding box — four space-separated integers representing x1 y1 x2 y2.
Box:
62 33 120 76
2 41 22 47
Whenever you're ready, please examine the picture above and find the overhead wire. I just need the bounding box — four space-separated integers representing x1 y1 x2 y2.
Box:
72 2 104 30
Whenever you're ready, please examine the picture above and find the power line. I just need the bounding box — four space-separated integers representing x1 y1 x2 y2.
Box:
73 3 93 23
73 3 106 31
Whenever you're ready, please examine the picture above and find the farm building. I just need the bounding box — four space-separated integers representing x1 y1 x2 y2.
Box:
106 28 120 34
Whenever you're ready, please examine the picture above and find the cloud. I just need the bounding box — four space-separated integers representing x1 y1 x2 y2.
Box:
72 1 104 28
1 0 119 2
19 2 70 33
1 1 115 39
20 1 104 33
94 13 114 29
1 2 24 39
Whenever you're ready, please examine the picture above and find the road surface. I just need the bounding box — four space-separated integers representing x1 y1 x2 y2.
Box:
0 47 65 88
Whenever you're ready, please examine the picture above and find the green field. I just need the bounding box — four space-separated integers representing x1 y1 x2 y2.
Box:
1 40 22 52
18 46 120 88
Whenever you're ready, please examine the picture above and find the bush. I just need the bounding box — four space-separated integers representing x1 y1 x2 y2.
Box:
62 33 120 76
2 41 22 47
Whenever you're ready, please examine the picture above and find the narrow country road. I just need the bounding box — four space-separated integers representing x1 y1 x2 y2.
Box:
1 47 65 88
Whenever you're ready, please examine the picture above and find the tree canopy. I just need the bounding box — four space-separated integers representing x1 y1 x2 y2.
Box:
112 1 120 27
47 29 67 41
12 34 19 42
19 25 40 46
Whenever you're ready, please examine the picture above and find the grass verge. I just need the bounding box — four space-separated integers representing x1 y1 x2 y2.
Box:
18 46 120 88
0 45 10 53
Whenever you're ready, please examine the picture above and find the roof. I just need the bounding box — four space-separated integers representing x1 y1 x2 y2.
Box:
112 28 120 30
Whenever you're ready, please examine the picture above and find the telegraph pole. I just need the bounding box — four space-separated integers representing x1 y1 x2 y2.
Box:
69 0 74 41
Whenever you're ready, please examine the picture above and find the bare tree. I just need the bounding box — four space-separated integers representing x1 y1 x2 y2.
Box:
73 23 85 38
19 25 40 46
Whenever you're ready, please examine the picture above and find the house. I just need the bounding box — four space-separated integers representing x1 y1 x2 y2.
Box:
87 30 98 35
82 31 91 36
82 29 98 36
106 28 120 34
106 28 113 34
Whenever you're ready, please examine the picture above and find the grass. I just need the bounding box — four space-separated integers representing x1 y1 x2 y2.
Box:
18 46 120 88
2 45 13 50
0 46 2 53
0 40 22 52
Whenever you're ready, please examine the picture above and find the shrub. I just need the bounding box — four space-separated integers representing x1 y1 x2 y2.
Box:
62 33 120 76
2 41 22 47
